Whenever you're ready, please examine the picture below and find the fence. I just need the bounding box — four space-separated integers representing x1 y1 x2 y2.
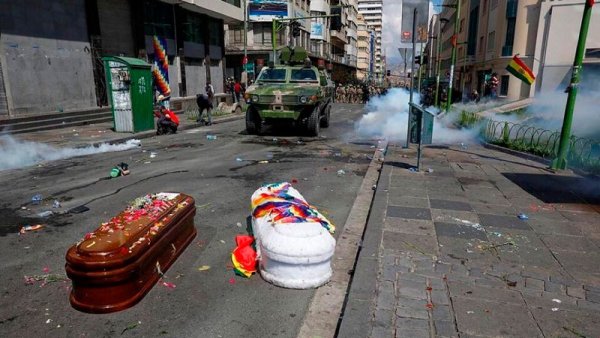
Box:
459 111 600 174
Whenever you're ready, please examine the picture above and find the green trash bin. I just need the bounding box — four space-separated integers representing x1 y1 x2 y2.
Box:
103 56 154 132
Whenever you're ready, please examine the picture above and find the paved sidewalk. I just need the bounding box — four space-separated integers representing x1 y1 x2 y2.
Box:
7 111 243 147
338 143 600 338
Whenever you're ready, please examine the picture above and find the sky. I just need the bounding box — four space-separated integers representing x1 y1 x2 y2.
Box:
383 0 441 65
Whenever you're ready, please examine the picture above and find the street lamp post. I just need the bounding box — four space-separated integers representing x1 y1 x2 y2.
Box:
445 0 460 112
243 0 248 87
551 1 595 170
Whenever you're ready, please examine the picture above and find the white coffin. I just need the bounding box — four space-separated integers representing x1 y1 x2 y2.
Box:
251 183 336 289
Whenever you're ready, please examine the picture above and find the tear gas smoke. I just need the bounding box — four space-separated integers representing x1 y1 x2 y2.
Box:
355 88 479 143
0 136 141 171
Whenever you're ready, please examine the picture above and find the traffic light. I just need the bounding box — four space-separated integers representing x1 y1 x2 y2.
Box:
386 70 391 77
415 55 421 65
292 21 301 37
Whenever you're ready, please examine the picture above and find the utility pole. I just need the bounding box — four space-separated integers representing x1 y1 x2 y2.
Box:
405 7 417 148
445 0 460 112
551 1 594 170
243 0 248 87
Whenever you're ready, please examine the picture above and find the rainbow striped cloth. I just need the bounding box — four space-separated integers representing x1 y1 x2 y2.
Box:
251 182 335 234
152 35 171 96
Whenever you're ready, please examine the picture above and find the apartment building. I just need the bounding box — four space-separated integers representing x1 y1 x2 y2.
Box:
435 0 600 102
356 13 374 81
0 0 243 117
358 0 383 81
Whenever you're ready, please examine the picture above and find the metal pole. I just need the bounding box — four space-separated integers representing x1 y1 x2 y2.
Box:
461 43 467 102
428 17 435 78
417 43 423 95
243 0 248 87
272 19 277 64
434 16 442 108
551 1 594 170
406 7 417 148
445 0 460 112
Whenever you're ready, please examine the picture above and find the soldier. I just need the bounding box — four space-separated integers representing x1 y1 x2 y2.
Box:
336 84 344 103
340 84 347 103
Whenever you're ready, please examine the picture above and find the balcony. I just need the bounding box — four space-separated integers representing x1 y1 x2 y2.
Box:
331 29 347 46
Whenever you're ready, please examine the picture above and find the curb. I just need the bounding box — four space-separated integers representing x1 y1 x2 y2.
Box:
297 140 388 338
481 142 550 165
87 113 245 148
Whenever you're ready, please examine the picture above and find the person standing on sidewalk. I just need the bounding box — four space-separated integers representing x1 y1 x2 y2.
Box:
196 93 213 126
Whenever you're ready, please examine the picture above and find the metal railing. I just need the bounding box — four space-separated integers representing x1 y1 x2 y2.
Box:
459 111 600 174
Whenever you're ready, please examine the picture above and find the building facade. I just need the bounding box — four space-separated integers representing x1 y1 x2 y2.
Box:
224 0 360 84
0 0 243 118
356 13 373 81
434 0 600 102
358 0 383 81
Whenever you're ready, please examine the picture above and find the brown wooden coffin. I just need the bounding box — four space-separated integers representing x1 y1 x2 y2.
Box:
65 193 196 313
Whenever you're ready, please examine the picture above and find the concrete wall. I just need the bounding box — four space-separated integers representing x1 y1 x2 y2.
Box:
97 0 135 57
0 0 96 116
185 62 207 96
534 0 600 94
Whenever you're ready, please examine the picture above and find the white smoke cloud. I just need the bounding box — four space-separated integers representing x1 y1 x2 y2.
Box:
355 88 479 143
0 136 141 171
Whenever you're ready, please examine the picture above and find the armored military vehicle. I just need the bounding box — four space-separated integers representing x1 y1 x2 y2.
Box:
244 47 334 136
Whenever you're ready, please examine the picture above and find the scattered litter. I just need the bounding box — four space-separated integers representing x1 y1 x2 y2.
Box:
337 169 346 176
506 280 517 287
20 224 45 234
150 152 157 158
52 200 61 208
219 240 226 244
291 178 298 184
296 140 304 145
161 281 176 289
258 160 269 164
452 218 484 231
372 184 377 190
69 205 90 214
466 311 474 314
206 134 217 140
236 222 243 227
517 213 529 220
236 157 244 162
121 321 142 335
552 299 562 304
198 265 211 271
460 143 468 150
43 267 50 273
272 138 278 142
402 155 408 158
21 206 27 210
551 307 559 312
303 178 308 181
37 211 53 218
229 277 236 284
427 168 434 173
31 194 43 205
370 145 376 148
46 319 52 324
408 167 418 172
144 161 151 164
334 152 342 157
24 273 69 286
110 162 130 178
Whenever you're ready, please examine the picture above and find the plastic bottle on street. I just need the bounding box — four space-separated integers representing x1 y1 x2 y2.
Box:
31 194 42 205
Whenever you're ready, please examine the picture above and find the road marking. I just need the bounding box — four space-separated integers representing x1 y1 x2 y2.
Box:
297 140 388 338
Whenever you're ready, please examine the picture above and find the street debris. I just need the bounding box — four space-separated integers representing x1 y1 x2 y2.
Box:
110 162 130 178
409 167 418 172
231 235 257 278
236 222 243 227
427 168 434 173
337 169 346 176
258 160 269 164
236 157 244 162
551 307 559 312
69 205 90 214
24 273 69 287
552 299 562 304
53 200 61 208
460 143 468 150
517 213 529 220
150 152 157 158
161 281 176 289
31 194 42 205
452 218 484 231
121 321 142 335
206 134 217 140
219 239 226 244
20 224 45 234
37 211 53 218
229 277 236 284
198 265 211 271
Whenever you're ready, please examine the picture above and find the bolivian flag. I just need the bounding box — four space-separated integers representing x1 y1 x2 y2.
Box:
506 55 535 85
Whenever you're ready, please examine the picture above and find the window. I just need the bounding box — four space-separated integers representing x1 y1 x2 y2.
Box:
143 1 175 39
500 75 509 96
291 69 318 82
487 31 495 52
479 36 484 54
257 68 287 82
231 25 243 44
208 19 223 46
253 23 273 45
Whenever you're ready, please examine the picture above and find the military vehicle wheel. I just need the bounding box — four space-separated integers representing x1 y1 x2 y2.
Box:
246 107 261 135
320 104 331 128
306 107 320 136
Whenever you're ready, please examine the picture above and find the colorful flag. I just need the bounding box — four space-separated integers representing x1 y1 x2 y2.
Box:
506 55 535 85
152 36 171 97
